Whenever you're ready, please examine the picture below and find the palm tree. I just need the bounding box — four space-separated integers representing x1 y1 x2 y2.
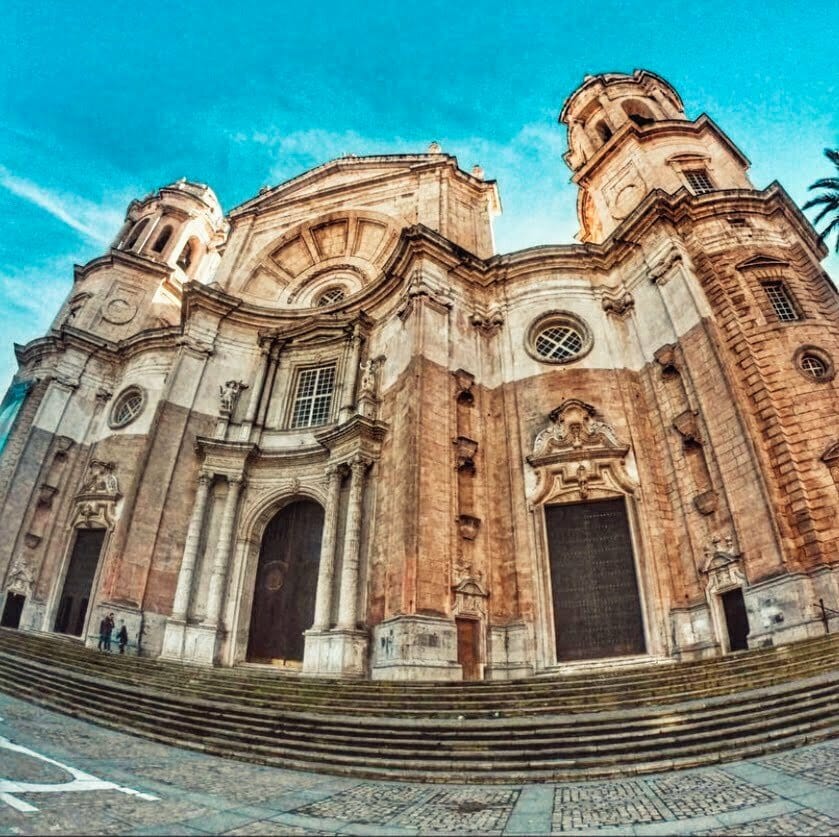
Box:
803 148 839 253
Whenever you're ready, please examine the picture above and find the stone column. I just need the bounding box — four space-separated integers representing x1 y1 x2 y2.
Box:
170 471 212 621
240 347 270 440
339 326 363 421
203 476 244 628
336 456 369 630
312 465 344 630
257 346 282 428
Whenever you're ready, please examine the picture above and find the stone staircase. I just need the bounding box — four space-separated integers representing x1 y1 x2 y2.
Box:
0 627 836 782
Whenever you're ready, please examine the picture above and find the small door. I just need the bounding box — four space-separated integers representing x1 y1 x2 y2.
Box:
721 588 750 651
456 617 480 681
55 529 106 637
1 592 25 629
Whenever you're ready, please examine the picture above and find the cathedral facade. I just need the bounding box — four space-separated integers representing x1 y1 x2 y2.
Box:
1 70 837 680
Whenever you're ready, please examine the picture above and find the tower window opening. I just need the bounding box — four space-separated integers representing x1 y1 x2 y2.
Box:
762 281 800 322
594 120 613 143
290 365 336 429
151 225 173 254
729 217 749 228
123 219 149 250
177 238 200 274
684 169 715 195
629 113 655 127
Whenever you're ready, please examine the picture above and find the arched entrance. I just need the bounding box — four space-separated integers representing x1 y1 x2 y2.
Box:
246 500 324 663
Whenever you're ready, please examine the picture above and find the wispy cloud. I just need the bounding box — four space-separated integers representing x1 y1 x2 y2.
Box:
0 165 124 246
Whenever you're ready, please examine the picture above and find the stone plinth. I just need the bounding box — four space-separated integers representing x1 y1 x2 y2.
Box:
302 628 368 678
371 614 462 681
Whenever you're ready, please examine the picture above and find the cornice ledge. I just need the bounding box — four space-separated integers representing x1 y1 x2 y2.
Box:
314 414 389 452
74 250 172 283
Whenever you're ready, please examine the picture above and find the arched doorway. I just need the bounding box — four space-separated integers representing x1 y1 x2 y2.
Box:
247 499 324 663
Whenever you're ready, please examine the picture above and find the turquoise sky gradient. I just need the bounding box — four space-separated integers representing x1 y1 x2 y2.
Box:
1 1 837 390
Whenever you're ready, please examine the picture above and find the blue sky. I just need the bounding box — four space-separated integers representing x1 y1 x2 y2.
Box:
1 1 837 390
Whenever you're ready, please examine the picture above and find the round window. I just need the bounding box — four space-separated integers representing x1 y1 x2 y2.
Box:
316 287 346 307
527 313 592 364
793 346 834 383
109 386 145 428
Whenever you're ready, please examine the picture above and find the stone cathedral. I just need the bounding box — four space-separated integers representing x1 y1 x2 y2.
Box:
1 70 837 681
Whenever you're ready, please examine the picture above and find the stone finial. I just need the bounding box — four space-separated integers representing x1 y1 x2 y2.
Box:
471 165 484 179
428 141 442 153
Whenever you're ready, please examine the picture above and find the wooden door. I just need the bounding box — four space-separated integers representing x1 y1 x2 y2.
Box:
54 529 105 637
456 617 480 680
247 500 324 663
1 592 25 629
722 588 750 651
546 498 645 661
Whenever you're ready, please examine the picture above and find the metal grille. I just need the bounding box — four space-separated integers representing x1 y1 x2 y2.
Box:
111 388 143 427
535 325 584 361
684 169 715 194
317 287 346 306
762 281 799 322
290 365 336 428
800 354 828 379
545 499 645 662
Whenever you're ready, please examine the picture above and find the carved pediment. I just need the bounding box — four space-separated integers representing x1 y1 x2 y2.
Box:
700 537 745 592
530 399 625 462
73 460 121 530
735 254 790 272
528 401 637 506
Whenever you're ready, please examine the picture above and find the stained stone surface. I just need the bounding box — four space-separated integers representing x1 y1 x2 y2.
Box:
1 693 837 836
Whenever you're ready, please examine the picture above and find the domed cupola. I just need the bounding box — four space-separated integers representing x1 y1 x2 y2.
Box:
559 70 753 243
113 179 228 284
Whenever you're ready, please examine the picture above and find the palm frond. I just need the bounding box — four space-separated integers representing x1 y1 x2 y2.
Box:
807 177 839 191
825 148 839 169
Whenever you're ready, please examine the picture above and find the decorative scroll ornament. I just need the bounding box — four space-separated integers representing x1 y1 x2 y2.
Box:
601 290 635 317
648 247 683 286
527 399 636 507
219 380 248 416
72 460 121 529
700 536 744 592
453 577 488 617
5 554 35 595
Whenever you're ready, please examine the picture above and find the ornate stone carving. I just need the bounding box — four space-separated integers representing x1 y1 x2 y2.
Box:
72 460 121 529
454 436 478 473
218 380 248 416
453 369 475 405
358 358 379 398
693 489 718 515
397 269 454 320
453 577 488 617
672 410 703 445
456 514 481 540
470 305 504 335
528 400 636 506
701 537 745 594
654 343 680 377
601 290 634 317
4 554 35 595
102 297 137 325
648 248 683 285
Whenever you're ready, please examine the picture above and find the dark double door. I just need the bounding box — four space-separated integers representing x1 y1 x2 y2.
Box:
546 498 645 662
54 528 105 637
247 500 324 663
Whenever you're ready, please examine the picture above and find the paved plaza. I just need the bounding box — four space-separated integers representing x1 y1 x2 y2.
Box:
0 692 836 836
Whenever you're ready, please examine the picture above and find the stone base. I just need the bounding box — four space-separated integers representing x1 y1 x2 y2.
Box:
85 603 144 656
302 628 368 677
160 621 220 665
486 622 532 679
370 614 461 681
539 654 675 677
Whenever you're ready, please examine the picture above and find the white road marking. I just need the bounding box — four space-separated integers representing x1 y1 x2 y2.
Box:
0 734 159 813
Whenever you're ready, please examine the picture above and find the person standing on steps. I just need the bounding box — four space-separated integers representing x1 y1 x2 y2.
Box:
98 612 114 652
117 621 129 654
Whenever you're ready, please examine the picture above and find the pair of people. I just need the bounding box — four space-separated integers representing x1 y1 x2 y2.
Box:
98 612 129 654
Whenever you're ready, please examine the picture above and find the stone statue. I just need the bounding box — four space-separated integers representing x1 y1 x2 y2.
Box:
358 359 378 398
80 460 119 495
219 380 248 416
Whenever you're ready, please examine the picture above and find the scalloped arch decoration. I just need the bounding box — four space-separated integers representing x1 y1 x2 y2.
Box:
241 209 402 304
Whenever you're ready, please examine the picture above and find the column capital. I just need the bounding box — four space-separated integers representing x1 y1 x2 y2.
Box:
349 454 373 474
197 470 213 486
227 475 246 489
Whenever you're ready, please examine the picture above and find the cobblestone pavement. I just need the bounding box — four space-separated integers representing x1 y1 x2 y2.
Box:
0 693 836 835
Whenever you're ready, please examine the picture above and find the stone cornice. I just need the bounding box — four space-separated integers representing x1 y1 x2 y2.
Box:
14 325 182 368
74 249 173 283
314 414 389 457
572 115 751 186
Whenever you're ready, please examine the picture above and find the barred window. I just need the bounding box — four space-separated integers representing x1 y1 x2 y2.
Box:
800 354 828 380
316 287 346 307
762 281 800 322
109 386 145 428
684 169 715 194
290 365 336 428
535 324 585 362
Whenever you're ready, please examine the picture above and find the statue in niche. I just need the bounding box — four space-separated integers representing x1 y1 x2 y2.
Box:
219 380 248 416
358 358 379 398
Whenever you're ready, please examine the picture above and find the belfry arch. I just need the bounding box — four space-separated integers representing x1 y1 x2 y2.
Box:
245 498 325 663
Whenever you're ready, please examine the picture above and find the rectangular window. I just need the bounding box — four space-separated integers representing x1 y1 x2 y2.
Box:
684 169 715 194
762 281 800 322
290 365 336 428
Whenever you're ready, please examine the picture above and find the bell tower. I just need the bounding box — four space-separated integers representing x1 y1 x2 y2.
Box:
559 70 754 243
